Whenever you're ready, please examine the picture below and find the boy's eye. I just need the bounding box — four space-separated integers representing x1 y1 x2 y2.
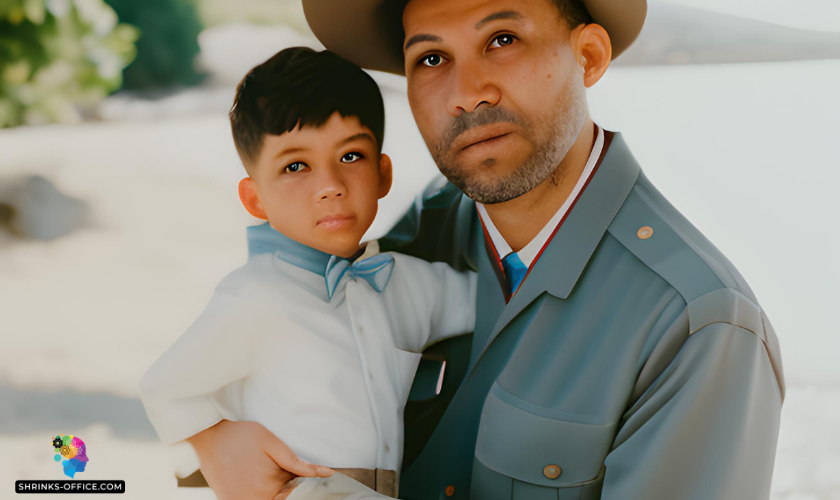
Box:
420 54 442 67
341 152 364 163
284 162 307 173
489 34 516 49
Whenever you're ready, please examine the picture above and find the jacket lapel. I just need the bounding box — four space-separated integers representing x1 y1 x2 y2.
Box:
468 132 642 372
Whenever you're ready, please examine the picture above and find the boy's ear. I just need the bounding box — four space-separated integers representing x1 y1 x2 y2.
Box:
377 153 393 199
238 177 268 220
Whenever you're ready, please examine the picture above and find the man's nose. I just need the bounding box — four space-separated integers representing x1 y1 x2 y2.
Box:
446 58 501 116
315 164 347 201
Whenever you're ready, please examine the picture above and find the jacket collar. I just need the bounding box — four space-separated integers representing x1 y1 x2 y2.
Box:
520 131 640 301
468 131 642 363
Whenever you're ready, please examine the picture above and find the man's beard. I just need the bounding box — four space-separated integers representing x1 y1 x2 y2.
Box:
429 79 588 204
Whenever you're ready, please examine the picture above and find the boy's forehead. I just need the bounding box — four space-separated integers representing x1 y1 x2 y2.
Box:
263 114 377 153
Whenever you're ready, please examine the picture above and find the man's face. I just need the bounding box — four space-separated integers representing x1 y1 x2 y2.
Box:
402 0 588 204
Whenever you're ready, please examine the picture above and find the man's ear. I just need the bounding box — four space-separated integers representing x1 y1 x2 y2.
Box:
574 23 612 88
238 177 268 220
377 153 393 199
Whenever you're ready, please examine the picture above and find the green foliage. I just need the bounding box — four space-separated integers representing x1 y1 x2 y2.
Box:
0 0 139 127
104 0 205 90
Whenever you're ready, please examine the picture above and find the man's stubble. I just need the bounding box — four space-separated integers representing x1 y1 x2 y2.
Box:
429 73 588 205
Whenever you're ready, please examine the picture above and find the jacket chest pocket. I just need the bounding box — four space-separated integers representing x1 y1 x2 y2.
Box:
470 383 616 500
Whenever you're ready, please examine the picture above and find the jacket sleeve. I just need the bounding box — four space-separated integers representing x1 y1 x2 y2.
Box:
379 175 477 272
139 288 254 445
600 320 783 499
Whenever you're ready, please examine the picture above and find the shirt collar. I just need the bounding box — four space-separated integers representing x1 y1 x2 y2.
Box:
246 222 333 276
246 220 380 276
475 124 605 268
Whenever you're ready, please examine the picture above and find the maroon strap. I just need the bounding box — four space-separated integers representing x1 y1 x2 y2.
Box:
477 128 615 304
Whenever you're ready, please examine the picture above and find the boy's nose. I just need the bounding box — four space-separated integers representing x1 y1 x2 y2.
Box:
319 188 343 200
316 167 347 201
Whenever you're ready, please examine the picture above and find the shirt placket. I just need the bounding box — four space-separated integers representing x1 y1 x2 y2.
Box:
343 279 397 470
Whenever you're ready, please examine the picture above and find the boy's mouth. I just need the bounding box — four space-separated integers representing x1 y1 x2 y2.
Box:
317 214 355 229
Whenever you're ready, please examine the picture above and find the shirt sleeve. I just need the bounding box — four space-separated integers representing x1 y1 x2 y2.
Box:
383 253 477 354
600 321 783 499
424 262 477 350
139 288 254 446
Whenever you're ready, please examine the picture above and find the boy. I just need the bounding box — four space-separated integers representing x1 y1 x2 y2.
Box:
139 47 477 498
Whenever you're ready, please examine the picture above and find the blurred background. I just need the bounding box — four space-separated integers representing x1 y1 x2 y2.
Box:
1 0 838 498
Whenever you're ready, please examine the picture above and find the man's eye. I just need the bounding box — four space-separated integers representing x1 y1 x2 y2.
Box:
421 54 442 67
489 34 516 49
284 162 306 173
341 152 364 163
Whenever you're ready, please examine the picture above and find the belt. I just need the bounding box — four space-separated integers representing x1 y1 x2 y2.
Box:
177 467 398 498
334 468 398 497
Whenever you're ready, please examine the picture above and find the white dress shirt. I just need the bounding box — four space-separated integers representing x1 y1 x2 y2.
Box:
476 125 605 268
139 241 477 473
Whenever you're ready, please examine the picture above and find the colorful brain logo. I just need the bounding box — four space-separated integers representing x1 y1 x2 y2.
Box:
50 434 89 478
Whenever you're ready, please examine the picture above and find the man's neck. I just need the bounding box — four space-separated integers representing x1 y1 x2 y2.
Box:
482 118 597 252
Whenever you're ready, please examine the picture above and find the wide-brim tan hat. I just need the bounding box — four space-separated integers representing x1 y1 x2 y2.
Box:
302 0 647 75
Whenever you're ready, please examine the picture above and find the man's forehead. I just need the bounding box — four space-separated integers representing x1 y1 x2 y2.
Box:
402 0 526 33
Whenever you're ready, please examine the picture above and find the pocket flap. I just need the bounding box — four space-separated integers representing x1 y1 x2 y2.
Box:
475 384 616 487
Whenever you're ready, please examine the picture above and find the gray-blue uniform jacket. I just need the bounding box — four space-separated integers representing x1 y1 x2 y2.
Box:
379 131 785 500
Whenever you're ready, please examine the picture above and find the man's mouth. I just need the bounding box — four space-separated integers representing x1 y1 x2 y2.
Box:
462 133 511 151
453 124 517 153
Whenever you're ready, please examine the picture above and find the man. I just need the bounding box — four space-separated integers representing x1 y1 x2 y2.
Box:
188 0 785 498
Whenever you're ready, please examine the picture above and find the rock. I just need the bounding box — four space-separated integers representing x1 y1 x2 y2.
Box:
0 174 88 240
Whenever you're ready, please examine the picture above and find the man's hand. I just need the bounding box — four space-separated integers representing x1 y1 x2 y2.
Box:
185 420 333 500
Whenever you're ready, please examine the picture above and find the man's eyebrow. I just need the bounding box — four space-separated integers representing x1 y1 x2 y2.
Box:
475 10 523 29
404 33 443 52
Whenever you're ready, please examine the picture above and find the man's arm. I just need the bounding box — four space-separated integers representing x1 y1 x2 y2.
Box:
188 420 333 500
379 175 476 271
601 320 783 499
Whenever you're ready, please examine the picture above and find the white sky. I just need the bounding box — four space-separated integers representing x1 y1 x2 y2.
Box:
661 0 840 32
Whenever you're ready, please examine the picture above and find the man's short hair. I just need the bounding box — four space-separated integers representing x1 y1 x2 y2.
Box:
230 47 386 170
550 0 593 29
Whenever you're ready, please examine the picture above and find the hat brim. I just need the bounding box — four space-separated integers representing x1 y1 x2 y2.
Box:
303 0 647 75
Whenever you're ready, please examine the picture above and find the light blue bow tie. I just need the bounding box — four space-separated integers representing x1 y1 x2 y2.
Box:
325 252 395 300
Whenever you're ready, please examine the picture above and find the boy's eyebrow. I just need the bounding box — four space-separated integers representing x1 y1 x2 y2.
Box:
274 146 309 160
339 132 375 146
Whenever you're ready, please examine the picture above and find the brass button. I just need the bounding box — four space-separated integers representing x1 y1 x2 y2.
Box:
543 464 562 479
637 226 653 239
445 485 455 496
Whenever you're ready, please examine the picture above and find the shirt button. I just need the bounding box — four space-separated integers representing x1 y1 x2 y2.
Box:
543 464 562 479
637 226 653 239
445 485 455 497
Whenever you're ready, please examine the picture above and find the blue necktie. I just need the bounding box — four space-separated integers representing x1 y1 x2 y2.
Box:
325 252 395 300
501 252 528 295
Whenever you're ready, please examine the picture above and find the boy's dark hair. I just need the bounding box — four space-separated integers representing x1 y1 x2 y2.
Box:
230 47 385 170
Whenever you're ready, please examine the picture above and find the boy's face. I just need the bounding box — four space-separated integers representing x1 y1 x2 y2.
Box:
239 111 392 258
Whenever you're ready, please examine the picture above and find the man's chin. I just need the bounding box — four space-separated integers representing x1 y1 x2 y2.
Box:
441 163 530 203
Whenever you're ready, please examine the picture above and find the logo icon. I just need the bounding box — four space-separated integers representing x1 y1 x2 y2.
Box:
51 434 89 478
